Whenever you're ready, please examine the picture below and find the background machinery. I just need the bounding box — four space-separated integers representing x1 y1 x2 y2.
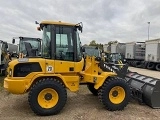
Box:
12 37 41 58
109 40 160 71
82 45 101 57
104 53 126 64
7 43 18 57
0 40 11 75
4 20 131 116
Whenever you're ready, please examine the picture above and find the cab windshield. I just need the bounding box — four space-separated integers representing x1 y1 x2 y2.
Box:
19 38 41 56
83 46 100 57
110 53 124 62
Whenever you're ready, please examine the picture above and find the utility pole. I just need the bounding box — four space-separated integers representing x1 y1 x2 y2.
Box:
148 22 150 40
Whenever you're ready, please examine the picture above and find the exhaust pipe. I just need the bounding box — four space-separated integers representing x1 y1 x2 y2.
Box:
125 72 160 108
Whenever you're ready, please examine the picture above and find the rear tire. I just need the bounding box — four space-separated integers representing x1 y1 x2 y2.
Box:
87 83 98 96
98 77 131 111
155 64 160 71
147 62 155 70
141 61 148 69
135 61 142 68
28 78 67 116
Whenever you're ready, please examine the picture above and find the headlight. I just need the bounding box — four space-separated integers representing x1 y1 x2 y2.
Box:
9 68 12 77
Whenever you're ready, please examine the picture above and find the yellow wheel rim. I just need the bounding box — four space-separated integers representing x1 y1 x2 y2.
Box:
38 88 59 108
109 86 125 104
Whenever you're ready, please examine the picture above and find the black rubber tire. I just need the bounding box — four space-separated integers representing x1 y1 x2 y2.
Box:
135 61 142 68
128 61 131 66
128 61 132 67
28 78 67 116
98 77 131 111
155 64 160 71
130 61 135 67
147 62 155 70
132 61 137 67
87 83 98 96
141 61 148 69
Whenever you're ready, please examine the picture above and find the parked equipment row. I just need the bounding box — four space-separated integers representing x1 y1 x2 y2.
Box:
103 39 160 71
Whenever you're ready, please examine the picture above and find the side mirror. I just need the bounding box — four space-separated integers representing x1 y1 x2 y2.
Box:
12 39 15 44
76 22 83 33
79 22 83 33
81 47 85 52
78 26 82 33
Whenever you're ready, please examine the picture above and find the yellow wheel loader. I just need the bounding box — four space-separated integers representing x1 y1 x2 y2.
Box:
4 20 131 116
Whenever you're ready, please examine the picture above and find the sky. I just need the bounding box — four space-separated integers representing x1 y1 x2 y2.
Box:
0 0 160 45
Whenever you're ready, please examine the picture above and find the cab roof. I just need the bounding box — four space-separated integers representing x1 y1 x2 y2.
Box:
40 20 77 26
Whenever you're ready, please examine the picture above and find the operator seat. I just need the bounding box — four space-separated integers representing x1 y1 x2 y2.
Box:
65 46 74 61
24 42 35 57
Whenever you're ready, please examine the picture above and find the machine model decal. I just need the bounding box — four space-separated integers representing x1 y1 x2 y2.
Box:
47 66 53 72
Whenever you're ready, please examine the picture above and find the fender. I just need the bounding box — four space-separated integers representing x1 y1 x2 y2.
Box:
30 73 68 87
94 72 117 89
30 73 79 92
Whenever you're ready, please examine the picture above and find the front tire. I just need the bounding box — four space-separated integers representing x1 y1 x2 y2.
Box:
98 77 131 111
28 78 67 116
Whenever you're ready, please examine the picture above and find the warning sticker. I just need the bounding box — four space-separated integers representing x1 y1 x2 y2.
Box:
46 66 53 72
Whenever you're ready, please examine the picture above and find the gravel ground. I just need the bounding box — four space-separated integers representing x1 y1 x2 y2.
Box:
0 67 160 120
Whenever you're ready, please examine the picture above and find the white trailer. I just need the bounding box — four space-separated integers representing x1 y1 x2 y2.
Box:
145 39 160 70
111 43 126 55
125 42 145 67
103 44 110 52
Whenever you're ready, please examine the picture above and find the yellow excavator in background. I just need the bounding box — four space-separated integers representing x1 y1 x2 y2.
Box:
0 40 11 76
3 20 131 116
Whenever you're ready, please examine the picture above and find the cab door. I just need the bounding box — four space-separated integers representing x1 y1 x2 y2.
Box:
54 26 75 73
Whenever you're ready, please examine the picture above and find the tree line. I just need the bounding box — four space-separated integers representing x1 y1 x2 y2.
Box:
83 40 118 50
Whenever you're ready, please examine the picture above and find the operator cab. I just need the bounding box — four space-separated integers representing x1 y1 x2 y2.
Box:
110 53 125 63
12 37 41 58
38 21 83 62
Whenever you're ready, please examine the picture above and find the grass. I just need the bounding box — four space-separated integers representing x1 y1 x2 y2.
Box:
0 76 5 91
